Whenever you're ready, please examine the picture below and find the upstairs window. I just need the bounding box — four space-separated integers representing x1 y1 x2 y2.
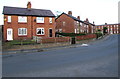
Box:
8 16 11 22
36 28 44 35
63 21 66 26
18 28 27 36
18 16 27 23
77 21 79 26
36 17 44 23
49 18 52 23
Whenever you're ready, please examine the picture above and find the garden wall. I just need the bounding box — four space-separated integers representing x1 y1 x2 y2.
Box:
38 34 96 44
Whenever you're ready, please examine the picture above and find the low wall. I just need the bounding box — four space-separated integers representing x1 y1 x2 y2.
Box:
38 34 96 44
40 37 70 43
76 34 96 40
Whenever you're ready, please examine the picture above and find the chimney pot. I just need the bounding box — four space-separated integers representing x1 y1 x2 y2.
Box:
27 1 31 9
68 11 72 15
105 23 107 25
86 18 89 22
77 16 80 20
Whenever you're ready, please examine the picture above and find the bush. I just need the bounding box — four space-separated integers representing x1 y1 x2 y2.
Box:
95 33 103 39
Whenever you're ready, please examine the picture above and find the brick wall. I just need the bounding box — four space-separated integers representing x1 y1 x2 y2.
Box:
4 15 55 41
38 34 96 44
76 34 96 40
56 14 75 33
40 37 70 43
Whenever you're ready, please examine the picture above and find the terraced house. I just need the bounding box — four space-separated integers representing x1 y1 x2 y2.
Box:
3 2 55 41
96 23 120 34
55 11 95 34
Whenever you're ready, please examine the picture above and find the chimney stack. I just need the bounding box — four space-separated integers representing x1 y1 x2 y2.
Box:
86 18 89 22
68 11 72 15
77 16 80 20
27 1 31 9
105 23 107 25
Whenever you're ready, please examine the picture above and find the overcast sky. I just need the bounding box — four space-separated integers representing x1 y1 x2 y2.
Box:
0 0 119 25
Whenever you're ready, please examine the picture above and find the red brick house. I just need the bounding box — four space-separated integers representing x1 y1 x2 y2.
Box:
3 2 55 41
96 23 120 34
55 11 95 34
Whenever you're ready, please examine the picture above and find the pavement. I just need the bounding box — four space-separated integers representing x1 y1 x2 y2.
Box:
2 34 118 77
2 35 107 56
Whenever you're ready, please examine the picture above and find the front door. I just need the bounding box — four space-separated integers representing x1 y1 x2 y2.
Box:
49 29 52 37
7 28 13 40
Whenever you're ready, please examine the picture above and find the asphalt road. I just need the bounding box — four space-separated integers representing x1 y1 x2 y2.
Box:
2 35 119 77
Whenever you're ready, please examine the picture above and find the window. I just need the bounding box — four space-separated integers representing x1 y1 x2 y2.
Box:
18 16 27 23
49 18 52 23
81 29 83 32
111 27 112 30
117 30 119 33
63 21 65 26
77 21 79 26
59 29 62 33
36 17 44 23
36 28 44 35
8 16 11 22
102 26 103 29
75 29 77 33
18 28 27 35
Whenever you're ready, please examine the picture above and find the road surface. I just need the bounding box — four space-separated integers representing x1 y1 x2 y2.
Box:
2 35 119 77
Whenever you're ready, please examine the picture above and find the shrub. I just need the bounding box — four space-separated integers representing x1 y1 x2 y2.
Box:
95 33 103 39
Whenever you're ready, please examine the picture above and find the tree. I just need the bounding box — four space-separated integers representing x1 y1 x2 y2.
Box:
103 27 108 34
97 29 101 33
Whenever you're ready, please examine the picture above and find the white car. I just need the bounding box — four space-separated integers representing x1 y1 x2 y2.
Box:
81 43 89 47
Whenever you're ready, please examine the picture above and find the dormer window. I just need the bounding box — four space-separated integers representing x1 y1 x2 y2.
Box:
36 17 44 23
18 16 27 23
8 16 11 22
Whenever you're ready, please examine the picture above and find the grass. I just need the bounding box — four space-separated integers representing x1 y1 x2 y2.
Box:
3 40 36 48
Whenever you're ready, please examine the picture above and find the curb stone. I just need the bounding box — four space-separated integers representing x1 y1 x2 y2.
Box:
2 35 108 56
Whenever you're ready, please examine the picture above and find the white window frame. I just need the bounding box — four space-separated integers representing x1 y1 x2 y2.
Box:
117 30 119 34
77 21 79 26
8 16 11 22
114 30 116 34
36 28 45 35
36 17 44 23
18 28 27 36
18 16 27 23
75 29 77 33
63 21 65 26
49 18 52 23
59 29 62 32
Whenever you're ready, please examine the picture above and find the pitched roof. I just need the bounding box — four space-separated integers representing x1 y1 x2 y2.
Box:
96 23 120 26
56 13 95 26
56 13 84 23
3 6 55 17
